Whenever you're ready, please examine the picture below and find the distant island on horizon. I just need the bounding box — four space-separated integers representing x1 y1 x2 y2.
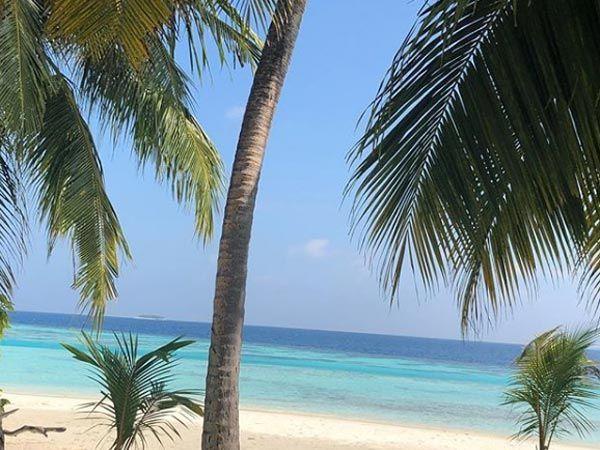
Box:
9 309 525 346
134 314 166 320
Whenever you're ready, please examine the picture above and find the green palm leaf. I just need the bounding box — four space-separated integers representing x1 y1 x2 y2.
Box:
77 41 223 238
0 0 53 136
348 0 600 330
221 0 275 31
178 0 266 71
47 0 174 66
0 0 269 327
62 332 202 450
0 144 26 336
504 328 600 448
47 0 265 69
30 75 130 327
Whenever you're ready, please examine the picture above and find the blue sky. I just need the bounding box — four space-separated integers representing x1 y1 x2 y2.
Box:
12 0 597 343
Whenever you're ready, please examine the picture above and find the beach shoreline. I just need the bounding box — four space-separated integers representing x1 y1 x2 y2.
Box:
1 391 594 450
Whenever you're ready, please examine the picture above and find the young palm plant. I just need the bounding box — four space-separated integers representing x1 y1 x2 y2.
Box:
504 328 600 450
0 0 267 330
63 332 202 450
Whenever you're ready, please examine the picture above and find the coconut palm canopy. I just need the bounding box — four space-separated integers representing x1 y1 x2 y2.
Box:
348 0 600 330
504 327 600 449
0 0 271 327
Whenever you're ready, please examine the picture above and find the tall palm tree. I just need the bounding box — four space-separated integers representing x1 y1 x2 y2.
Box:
0 0 264 329
202 0 306 448
347 0 600 331
63 332 202 449
504 327 600 450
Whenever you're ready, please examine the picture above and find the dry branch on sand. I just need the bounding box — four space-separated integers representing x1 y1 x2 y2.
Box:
0 408 65 449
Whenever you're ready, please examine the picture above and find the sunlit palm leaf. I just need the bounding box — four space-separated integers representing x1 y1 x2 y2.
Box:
78 41 223 238
0 0 269 328
62 332 202 450
47 0 264 69
30 76 130 327
0 0 53 136
348 0 600 331
46 0 174 66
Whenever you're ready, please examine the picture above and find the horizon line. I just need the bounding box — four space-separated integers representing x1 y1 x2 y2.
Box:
8 308 531 347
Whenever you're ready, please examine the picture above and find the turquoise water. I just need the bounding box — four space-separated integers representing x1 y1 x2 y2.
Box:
2 312 600 444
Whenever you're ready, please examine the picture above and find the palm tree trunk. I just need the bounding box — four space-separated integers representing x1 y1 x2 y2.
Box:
201 1 306 449
539 427 546 450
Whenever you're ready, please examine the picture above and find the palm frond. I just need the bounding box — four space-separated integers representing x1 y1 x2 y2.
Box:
62 332 201 450
0 143 26 336
47 0 266 71
0 0 53 136
518 326 561 360
178 0 266 72
46 0 175 66
77 41 223 239
226 0 276 31
348 0 600 331
0 0 266 329
30 75 130 327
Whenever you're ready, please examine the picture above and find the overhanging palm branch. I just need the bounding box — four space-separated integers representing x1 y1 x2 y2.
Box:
0 144 25 336
30 76 129 325
177 0 268 72
0 0 271 326
63 332 202 450
46 0 175 67
504 327 600 449
0 144 25 275
348 0 600 330
0 0 54 136
76 40 223 238
46 0 267 69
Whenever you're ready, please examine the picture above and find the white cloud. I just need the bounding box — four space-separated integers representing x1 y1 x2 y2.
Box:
225 105 245 120
300 238 330 258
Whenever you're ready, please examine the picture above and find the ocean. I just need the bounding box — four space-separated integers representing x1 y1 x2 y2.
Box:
1 311 599 444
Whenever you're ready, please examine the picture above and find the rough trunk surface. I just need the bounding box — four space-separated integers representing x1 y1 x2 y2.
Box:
201 1 306 449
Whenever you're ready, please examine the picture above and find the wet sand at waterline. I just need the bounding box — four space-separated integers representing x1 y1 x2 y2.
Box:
2 392 593 450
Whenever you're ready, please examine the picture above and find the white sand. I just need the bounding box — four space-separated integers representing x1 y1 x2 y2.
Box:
1 392 593 449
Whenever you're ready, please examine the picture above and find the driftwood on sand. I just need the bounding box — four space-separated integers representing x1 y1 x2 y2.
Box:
0 408 66 449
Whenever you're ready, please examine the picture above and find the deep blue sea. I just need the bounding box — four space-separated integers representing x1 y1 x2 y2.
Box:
2 311 600 444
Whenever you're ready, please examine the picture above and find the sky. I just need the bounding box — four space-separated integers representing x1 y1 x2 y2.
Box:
11 0 598 344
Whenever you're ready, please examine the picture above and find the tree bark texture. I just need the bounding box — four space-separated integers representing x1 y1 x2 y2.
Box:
201 1 307 449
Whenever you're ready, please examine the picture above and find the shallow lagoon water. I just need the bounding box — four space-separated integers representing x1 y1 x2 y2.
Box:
2 311 599 444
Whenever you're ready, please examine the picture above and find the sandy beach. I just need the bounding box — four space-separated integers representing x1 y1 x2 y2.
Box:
0 392 592 450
